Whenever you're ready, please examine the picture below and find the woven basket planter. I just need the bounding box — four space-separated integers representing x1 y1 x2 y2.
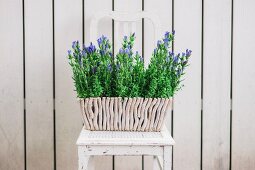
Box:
79 97 172 132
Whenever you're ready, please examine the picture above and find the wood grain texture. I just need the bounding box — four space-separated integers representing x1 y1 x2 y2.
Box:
113 0 143 169
173 0 202 169
85 0 113 169
232 0 255 169
55 0 83 169
203 0 232 169
25 0 54 169
0 0 24 169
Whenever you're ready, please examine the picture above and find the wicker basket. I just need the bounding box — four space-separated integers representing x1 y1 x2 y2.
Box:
79 97 172 132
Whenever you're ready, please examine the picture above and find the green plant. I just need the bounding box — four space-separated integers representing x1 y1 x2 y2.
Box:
68 31 191 98
113 33 145 97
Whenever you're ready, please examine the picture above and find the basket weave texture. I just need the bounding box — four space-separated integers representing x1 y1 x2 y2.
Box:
79 97 172 132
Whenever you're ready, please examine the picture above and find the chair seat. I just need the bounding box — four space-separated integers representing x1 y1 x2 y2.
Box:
76 125 175 146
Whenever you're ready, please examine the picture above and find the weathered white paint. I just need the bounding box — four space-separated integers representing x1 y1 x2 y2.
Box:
77 126 174 170
25 0 54 169
203 0 232 169
0 0 24 169
173 0 202 169
232 0 255 169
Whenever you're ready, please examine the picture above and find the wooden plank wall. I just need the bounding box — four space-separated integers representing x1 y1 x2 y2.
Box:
55 0 83 169
1 0 255 170
25 0 54 169
0 0 24 169
203 0 232 169
173 0 202 169
232 0 255 169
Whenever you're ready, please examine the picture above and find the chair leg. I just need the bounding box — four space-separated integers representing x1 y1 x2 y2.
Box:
153 155 163 170
78 146 90 170
163 146 172 170
153 156 159 170
88 156 95 170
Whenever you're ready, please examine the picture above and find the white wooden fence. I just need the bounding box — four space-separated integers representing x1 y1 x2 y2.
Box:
0 0 255 169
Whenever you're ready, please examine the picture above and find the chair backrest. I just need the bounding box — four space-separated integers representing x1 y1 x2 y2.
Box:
90 11 162 48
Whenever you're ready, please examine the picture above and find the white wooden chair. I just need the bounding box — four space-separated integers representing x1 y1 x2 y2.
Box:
76 11 175 170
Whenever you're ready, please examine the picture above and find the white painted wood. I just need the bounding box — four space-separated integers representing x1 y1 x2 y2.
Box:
88 156 95 170
55 0 83 169
78 148 90 170
78 145 164 156
203 0 232 169
163 146 172 170
90 11 160 55
78 155 95 170
0 0 24 169
77 126 174 169
25 0 54 169
232 0 255 169
85 0 113 169
173 0 202 169
153 156 159 170
77 126 174 146
153 156 163 170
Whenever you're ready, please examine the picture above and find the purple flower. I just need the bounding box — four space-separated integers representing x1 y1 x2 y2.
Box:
72 41 76 48
169 51 174 57
157 40 162 47
119 48 124 54
172 30 175 35
97 35 108 47
123 36 128 41
85 42 96 54
97 38 103 46
82 49 86 56
72 41 78 49
107 64 112 72
68 50 71 55
102 35 106 40
186 49 192 57
163 38 170 47
173 55 179 63
164 31 170 38
124 48 130 54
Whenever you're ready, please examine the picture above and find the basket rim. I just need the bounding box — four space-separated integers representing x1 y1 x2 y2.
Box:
77 96 173 101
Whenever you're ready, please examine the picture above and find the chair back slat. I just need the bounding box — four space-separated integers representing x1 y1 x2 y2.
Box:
90 11 161 47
